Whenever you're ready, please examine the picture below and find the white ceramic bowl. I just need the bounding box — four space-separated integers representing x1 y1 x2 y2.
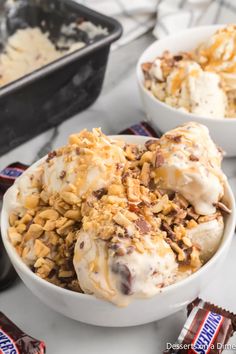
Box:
137 25 236 157
1 135 235 327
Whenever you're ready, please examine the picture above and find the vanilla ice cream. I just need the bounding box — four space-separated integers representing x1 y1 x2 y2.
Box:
187 217 224 262
42 128 126 198
166 61 227 118
0 28 61 87
0 20 106 87
196 25 236 89
195 25 236 117
144 57 226 118
73 229 177 306
153 122 226 215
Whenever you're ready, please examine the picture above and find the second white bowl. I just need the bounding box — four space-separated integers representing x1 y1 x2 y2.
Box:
137 25 236 157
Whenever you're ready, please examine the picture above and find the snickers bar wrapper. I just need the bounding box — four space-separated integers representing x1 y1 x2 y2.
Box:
187 298 236 331
0 312 46 354
164 299 235 353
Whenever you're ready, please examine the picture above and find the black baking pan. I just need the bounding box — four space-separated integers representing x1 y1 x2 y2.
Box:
0 0 122 156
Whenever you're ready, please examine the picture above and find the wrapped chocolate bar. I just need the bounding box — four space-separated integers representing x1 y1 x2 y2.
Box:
164 298 236 353
187 298 236 331
0 312 46 354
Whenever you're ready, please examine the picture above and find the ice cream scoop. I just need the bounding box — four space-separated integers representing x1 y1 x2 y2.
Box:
195 25 236 117
15 129 125 208
153 122 226 215
196 25 236 91
73 229 178 306
42 128 126 198
166 61 226 118
145 57 227 118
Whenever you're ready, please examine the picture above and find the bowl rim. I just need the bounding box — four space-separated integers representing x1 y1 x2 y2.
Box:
136 24 236 123
1 134 236 304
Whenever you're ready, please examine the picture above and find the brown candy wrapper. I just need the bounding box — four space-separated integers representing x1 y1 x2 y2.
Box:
164 298 236 354
187 298 236 331
0 312 46 354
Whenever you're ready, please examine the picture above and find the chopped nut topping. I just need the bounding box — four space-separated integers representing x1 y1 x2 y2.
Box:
190 246 202 269
140 162 151 186
59 170 66 179
168 240 186 262
46 150 57 162
8 128 225 295
189 154 199 161
187 219 198 229
125 144 139 161
58 270 74 278
64 209 81 220
113 212 132 228
198 214 218 223
187 207 199 220
145 139 159 151
24 195 40 209
61 191 80 205
38 209 59 220
165 133 182 143
93 188 107 199
8 227 22 246
135 218 150 234
153 151 164 168
25 224 44 241
126 177 140 202
9 213 19 226
152 194 169 213
34 239 50 258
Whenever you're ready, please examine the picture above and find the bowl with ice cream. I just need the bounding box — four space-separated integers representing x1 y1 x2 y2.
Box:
1 123 235 327
137 25 236 156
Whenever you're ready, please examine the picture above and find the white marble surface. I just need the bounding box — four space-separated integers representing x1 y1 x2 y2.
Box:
1 32 236 354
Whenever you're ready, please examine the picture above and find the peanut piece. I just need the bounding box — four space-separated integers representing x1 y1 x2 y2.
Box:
58 270 74 278
8 227 22 246
20 213 33 225
187 219 198 229
33 214 45 226
113 212 132 228
45 231 59 246
140 162 150 186
44 220 56 231
126 177 140 202
9 213 18 226
55 217 68 228
24 194 40 209
57 220 75 236
40 190 49 204
34 239 50 258
25 224 44 241
64 210 81 220
38 209 59 220
108 184 125 197
16 223 27 234
61 191 80 205
182 236 192 247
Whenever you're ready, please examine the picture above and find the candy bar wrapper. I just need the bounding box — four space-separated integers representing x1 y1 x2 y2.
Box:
187 298 236 331
164 298 236 354
0 312 46 354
